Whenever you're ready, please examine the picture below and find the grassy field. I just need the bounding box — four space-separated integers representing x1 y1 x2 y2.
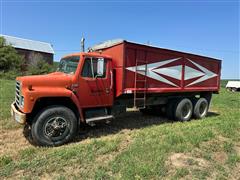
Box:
0 79 239 179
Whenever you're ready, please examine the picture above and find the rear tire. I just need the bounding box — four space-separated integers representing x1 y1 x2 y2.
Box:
193 98 208 119
31 106 78 147
174 98 193 121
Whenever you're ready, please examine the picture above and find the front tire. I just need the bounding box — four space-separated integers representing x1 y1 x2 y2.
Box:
23 124 37 146
31 106 78 146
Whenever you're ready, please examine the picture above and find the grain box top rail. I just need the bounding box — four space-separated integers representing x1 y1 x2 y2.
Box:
90 39 221 62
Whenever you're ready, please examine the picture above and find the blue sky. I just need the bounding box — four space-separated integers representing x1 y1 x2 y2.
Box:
1 0 239 79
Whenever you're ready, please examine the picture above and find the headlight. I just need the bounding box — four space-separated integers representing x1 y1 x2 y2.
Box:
20 96 24 107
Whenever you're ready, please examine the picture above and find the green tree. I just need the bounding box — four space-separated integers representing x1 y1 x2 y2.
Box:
28 59 53 75
0 36 24 71
27 52 55 75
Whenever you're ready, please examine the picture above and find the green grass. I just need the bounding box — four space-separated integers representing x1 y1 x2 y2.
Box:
0 79 20 129
0 79 239 179
174 168 189 179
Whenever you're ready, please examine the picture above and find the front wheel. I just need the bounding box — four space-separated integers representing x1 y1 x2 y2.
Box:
31 106 78 146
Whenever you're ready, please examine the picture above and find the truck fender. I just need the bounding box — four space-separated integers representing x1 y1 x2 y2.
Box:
70 92 84 122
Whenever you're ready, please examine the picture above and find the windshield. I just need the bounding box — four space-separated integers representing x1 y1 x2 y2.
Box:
58 56 80 74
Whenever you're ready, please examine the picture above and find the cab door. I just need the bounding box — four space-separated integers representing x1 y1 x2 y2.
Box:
77 56 113 108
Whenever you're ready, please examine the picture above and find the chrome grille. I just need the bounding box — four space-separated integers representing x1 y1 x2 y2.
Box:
15 81 21 107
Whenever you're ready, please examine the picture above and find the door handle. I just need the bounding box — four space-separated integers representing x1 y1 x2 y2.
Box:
110 70 113 90
106 88 110 94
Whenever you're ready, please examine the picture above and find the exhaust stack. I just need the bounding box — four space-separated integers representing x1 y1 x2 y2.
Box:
81 37 85 52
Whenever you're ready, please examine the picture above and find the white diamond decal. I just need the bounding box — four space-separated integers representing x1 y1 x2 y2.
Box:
126 57 218 88
126 58 181 87
186 59 218 87
184 66 205 80
152 65 182 80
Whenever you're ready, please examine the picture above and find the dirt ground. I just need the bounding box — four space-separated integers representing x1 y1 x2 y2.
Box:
0 129 31 157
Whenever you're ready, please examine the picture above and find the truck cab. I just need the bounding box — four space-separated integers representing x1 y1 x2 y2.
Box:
11 52 114 146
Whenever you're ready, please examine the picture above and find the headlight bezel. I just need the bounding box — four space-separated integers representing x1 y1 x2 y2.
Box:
19 96 24 107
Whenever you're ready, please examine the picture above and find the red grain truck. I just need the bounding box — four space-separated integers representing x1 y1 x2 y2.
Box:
11 39 221 146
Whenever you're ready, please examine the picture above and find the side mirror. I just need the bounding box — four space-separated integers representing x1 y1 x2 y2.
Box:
97 58 104 77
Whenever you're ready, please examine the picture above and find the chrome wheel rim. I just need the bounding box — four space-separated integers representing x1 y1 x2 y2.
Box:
199 102 207 116
44 117 68 139
182 102 191 119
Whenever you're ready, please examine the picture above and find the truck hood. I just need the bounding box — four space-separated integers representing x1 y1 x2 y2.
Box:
16 72 74 88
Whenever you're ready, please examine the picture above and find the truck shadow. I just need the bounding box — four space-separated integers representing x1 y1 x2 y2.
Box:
75 111 219 142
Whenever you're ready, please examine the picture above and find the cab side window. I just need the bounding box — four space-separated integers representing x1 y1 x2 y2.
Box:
81 58 92 77
81 57 107 78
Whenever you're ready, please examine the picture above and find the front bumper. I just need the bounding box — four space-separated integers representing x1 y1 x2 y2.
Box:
10 102 26 124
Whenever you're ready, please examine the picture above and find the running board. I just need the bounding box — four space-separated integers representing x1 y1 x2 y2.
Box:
86 115 114 123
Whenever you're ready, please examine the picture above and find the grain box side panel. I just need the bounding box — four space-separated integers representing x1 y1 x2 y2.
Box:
123 42 221 93
124 42 184 93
